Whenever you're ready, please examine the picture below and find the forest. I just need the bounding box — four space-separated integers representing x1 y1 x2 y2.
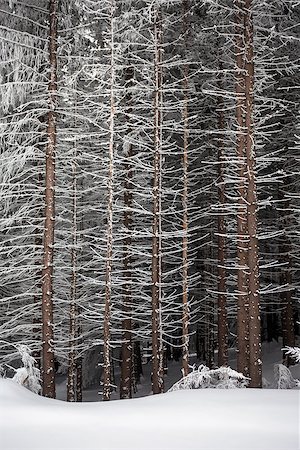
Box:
0 0 299 416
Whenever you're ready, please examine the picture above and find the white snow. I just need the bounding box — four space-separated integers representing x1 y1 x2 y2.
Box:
0 379 299 450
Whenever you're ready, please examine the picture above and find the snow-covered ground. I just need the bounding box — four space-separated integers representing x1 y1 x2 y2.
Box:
1 341 299 450
0 378 299 450
55 340 300 401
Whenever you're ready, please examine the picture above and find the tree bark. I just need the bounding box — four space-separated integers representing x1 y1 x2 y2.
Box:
151 4 164 395
217 58 228 367
76 346 83 402
278 192 295 366
120 67 134 399
181 0 190 378
244 0 262 388
103 0 116 401
41 0 58 399
67 127 78 402
235 0 250 377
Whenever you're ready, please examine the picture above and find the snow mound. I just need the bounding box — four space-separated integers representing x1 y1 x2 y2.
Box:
0 379 299 450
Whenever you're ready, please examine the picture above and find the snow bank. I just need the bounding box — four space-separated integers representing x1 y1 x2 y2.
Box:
0 379 299 450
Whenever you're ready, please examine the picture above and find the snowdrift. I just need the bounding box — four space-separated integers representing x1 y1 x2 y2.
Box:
0 379 299 450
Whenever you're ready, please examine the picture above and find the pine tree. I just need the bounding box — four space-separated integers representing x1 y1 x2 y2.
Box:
41 0 58 399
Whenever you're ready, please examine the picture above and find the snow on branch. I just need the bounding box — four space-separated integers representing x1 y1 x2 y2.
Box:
274 364 300 389
168 365 249 391
11 345 41 394
282 347 300 364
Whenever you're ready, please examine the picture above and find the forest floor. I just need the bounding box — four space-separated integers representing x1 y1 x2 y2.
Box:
56 339 300 401
0 377 298 450
1 341 299 450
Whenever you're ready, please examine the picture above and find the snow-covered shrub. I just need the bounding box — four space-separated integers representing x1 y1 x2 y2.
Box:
168 365 249 391
12 345 41 394
262 377 272 388
282 347 300 364
274 363 300 389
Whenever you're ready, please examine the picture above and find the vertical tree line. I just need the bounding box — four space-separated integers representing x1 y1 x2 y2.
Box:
0 0 299 399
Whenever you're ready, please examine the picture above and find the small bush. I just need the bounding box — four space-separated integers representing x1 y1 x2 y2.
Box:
169 365 249 391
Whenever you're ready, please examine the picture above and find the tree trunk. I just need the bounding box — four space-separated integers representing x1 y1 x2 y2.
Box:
120 168 133 398
103 0 116 401
151 4 164 395
244 0 262 388
217 58 228 367
33 206 42 370
278 192 295 366
235 0 250 378
67 127 78 402
120 66 134 398
41 0 58 399
76 347 83 402
181 0 190 378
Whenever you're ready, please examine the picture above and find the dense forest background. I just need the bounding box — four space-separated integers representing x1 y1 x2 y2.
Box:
0 0 299 401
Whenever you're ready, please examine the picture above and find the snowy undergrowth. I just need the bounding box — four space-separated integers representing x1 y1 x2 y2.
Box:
1 345 41 394
274 363 300 389
283 346 300 363
168 362 300 392
168 365 249 391
273 346 300 389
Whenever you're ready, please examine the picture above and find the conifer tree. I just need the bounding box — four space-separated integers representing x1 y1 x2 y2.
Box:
41 0 58 399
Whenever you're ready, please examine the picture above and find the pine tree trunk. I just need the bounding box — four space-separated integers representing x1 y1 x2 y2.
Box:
205 298 214 368
244 0 262 388
120 67 134 398
217 59 228 367
278 192 295 366
41 0 58 399
103 0 116 401
181 0 190 378
76 304 83 402
33 209 42 369
67 135 78 402
120 165 133 398
151 5 164 395
235 0 250 377
76 349 83 402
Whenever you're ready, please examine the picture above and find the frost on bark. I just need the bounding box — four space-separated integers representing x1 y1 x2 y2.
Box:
120 143 133 399
103 0 116 402
278 191 295 367
244 0 262 388
181 0 190 378
76 341 83 402
235 0 262 387
41 0 58 399
67 119 78 402
120 66 134 400
151 4 164 395
235 0 250 378
216 57 228 368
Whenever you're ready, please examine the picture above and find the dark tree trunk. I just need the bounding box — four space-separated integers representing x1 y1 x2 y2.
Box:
151 5 164 395
76 305 83 402
216 57 228 367
41 0 58 399
120 69 134 397
103 0 116 402
181 0 190 377
244 0 262 388
67 148 78 402
278 193 295 366
235 0 250 378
